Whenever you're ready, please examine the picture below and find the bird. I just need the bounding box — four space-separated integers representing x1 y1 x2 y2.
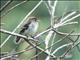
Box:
15 17 39 44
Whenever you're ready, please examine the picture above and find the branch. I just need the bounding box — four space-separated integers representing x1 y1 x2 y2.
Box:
32 22 79 44
62 13 80 24
0 29 56 59
1 55 13 60
52 43 73 55
50 0 58 26
52 29 80 36
45 31 54 54
1 39 49 59
48 1 58 58
1 45 33 60
60 11 77 23
30 31 73 60
44 1 51 15
0 0 13 12
53 12 80 28
34 28 52 38
1 1 27 17
52 29 80 53
61 40 80 58
50 32 56 53
52 29 80 52
0 29 36 43
62 22 78 26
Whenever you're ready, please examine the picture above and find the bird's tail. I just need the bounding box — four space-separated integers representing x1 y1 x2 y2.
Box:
15 36 21 44
15 29 25 44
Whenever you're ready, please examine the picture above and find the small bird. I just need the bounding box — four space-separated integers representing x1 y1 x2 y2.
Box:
15 17 39 44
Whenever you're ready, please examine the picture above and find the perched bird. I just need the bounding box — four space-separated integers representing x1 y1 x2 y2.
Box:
15 17 39 44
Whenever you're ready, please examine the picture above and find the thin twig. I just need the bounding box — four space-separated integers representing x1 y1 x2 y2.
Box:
30 31 73 60
1 38 52 60
22 39 56 59
0 0 13 12
52 29 80 53
0 0 43 48
1 55 13 60
1 1 27 17
51 0 58 26
1 39 47 59
62 14 80 24
74 36 80 52
0 29 37 44
53 13 80 28
0 29 56 59
46 1 58 59
45 30 54 60
44 1 51 15
52 43 73 55
65 36 79 55
61 40 80 58
52 29 80 36
34 28 52 38
62 22 78 26
50 32 56 53
1 46 33 59
74 35 80 42
45 32 56 60
60 11 77 23
45 31 54 51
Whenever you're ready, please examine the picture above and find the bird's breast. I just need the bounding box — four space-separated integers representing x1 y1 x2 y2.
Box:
25 22 38 35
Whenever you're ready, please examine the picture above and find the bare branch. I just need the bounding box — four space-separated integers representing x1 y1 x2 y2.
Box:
51 0 58 26
50 32 56 53
0 29 37 43
1 1 27 17
52 29 80 53
45 31 54 54
44 1 51 15
52 29 80 36
0 29 56 59
34 28 52 38
60 11 77 23
30 31 73 60
62 22 78 26
61 40 80 58
0 0 13 12
52 43 73 55
62 14 80 24
1 46 33 60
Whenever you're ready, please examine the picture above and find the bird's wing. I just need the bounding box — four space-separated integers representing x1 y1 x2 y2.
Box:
21 20 31 29
15 20 31 43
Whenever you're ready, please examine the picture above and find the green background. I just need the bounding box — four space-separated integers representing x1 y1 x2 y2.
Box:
1 1 80 60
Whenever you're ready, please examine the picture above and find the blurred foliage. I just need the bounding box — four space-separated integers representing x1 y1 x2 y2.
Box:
1 1 80 60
